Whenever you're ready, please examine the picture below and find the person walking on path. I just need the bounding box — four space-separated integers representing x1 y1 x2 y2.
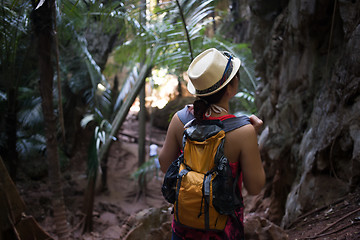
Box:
159 48 265 240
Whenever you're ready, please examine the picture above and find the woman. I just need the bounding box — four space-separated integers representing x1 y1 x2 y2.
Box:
159 48 265 239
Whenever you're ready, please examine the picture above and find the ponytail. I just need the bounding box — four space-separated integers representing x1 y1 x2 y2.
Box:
193 98 209 121
193 86 227 122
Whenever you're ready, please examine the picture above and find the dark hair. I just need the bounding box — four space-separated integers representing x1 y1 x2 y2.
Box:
193 71 239 121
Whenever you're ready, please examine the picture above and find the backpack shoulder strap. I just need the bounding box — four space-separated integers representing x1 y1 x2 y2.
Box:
177 106 250 132
222 115 251 133
177 105 195 125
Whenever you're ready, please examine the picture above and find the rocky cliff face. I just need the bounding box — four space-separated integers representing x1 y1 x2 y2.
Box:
248 0 360 227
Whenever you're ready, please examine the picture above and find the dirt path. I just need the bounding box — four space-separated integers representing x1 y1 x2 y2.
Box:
78 114 360 239
20 113 360 239
76 114 168 239
96 140 166 215
286 190 360 240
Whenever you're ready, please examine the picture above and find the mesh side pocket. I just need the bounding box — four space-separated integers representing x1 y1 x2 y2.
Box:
212 156 236 215
161 157 181 203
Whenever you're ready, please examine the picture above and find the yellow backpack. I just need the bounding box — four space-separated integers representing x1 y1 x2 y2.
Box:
162 117 250 231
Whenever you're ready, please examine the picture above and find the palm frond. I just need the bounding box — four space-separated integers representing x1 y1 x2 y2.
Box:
16 133 46 160
80 114 95 128
113 66 138 112
1 1 32 87
210 37 258 91
132 157 158 179
148 0 215 74
18 100 43 128
235 91 255 103
0 91 6 101
17 87 43 128
78 34 108 88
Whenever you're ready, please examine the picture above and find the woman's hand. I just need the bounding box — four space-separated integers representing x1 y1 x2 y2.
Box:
249 115 263 133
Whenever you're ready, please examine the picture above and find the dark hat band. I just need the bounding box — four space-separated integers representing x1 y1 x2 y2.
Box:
196 55 233 95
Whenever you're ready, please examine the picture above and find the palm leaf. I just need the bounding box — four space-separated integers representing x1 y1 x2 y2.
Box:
80 114 95 128
131 157 157 179
0 90 6 101
187 7 213 29
18 100 43 128
210 37 258 91
113 66 138 112
16 133 46 160
17 87 43 128
151 0 215 72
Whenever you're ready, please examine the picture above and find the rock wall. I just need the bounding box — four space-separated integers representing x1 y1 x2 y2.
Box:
248 0 360 227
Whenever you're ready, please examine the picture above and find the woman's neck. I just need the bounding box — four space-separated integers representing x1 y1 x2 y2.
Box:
205 102 229 117
214 99 229 112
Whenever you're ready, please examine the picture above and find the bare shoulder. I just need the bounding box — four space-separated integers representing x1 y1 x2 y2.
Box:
171 112 185 132
169 112 186 147
224 124 257 162
226 123 256 140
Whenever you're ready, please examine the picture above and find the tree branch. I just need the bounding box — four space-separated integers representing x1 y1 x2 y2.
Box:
175 0 194 61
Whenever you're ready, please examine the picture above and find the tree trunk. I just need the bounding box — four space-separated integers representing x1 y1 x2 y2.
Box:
177 77 183 97
138 86 146 167
82 135 98 233
137 0 147 198
98 63 153 164
32 1 70 239
5 88 18 181
229 0 242 43
138 0 147 168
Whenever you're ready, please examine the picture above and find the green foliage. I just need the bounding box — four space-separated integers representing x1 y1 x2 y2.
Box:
16 133 46 160
154 0 215 74
17 87 43 130
132 156 158 180
112 66 137 114
81 114 111 178
0 1 42 162
112 0 258 116
188 35 258 115
231 92 257 115
57 0 125 134
0 0 259 182
106 0 217 80
132 156 159 190
0 1 33 85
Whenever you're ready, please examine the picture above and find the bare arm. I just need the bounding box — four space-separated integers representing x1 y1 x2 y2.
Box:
238 124 265 195
160 112 265 192
159 114 184 173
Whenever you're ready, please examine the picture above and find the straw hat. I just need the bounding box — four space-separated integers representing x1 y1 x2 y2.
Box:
187 48 241 96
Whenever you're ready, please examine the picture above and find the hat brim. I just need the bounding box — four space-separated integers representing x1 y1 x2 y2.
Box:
187 57 241 97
